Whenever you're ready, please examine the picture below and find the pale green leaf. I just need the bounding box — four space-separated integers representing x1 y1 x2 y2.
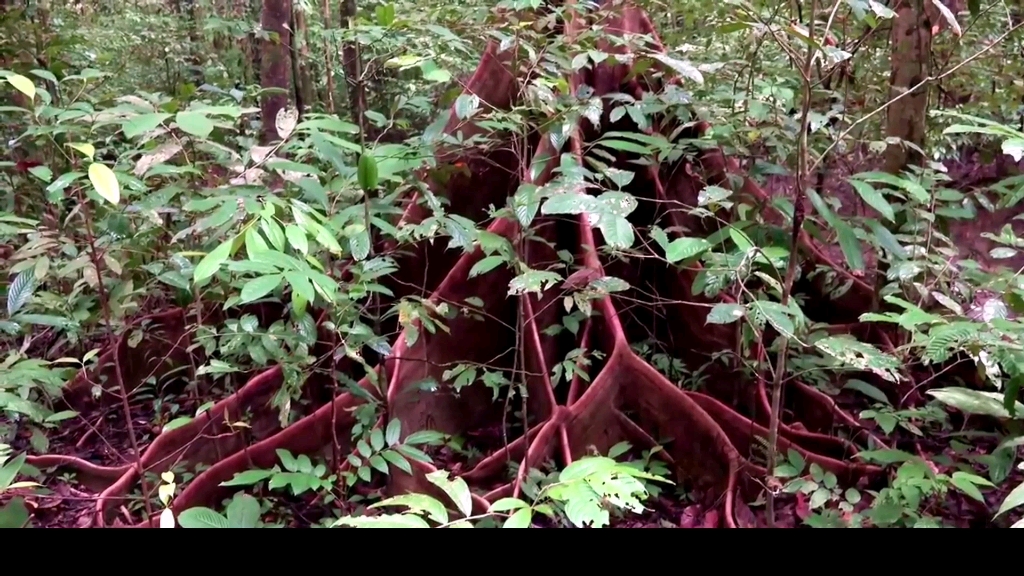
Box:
88 163 120 205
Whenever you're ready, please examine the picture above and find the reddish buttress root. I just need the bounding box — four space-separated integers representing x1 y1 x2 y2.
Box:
31 0 886 528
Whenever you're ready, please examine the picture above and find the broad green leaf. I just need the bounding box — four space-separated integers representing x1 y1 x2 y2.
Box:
927 387 1024 420
176 507 230 528
502 507 533 528
385 419 402 446
849 180 895 222
175 111 214 138
489 498 529 513
950 472 987 502
284 225 308 255
239 274 282 303
469 255 505 278
284 271 315 303
193 238 234 283
122 113 172 139
372 493 448 524
425 470 473 517
706 303 745 324
855 449 916 464
664 237 711 263
226 494 261 528
219 469 275 487
834 221 865 272
88 163 120 205
843 379 890 405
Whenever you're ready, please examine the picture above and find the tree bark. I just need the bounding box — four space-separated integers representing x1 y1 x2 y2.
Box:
340 0 366 134
291 3 314 116
321 0 336 114
259 0 294 144
883 0 933 175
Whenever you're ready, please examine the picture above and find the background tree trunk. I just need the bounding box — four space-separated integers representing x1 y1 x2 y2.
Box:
340 0 366 133
259 0 294 144
320 0 336 114
883 0 933 174
291 2 314 116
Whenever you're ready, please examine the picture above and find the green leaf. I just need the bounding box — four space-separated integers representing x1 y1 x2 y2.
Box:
706 303 744 325
996 481 1024 518
226 494 261 528
175 111 214 138
927 387 1024 420
866 219 907 259
6 271 35 316
369 454 390 474
88 163 120 205
380 450 412 474
664 237 711 263
385 419 402 447
469 255 505 278
855 449 916 464
489 498 529 513
349 224 370 261
0 498 29 528
122 113 172 139
193 238 234 283
334 513 432 528
848 180 895 222
834 221 865 272
425 470 473 517
295 117 360 134
403 430 445 445
502 507 533 528
176 507 230 528
284 224 308 255
855 171 929 204
372 493 448 524
219 469 275 487
5 74 36 100
843 379 890 405
239 274 283 303
950 472 989 502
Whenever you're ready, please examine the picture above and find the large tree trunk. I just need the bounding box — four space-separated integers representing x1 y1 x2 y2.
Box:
883 0 933 174
259 0 294 144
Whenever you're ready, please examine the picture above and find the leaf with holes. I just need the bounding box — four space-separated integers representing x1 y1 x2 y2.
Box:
707 303 744 325
6 271 34 317
648 53 704 84
425 470 473 518
276 107 298 139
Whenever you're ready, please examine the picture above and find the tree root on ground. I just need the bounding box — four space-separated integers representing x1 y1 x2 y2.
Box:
28 0 890 528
